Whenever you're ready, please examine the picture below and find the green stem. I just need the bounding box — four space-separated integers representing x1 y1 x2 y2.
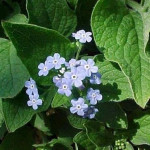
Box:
141 0 145 6
75 42 82 60
75 143 78 150
126 0 142 12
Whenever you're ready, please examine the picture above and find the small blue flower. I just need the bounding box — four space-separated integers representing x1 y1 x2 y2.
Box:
65 59 80 69
83 106 98 119
64 67 85 87
87 88 102 105
56 78 72 97
72 30 92 43
46 53 65 70
70 98 88 116
79 59 98 77
90 73 101 84
25 78 38 95
27 93 42 110
38 61 50 76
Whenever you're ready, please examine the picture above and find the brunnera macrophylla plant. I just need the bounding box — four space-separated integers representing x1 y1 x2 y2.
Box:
25 30 102 119
1 0 150 150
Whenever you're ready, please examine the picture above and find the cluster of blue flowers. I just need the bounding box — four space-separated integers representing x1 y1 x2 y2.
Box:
25 78 42 110
24 30 102 119
37 51 102 119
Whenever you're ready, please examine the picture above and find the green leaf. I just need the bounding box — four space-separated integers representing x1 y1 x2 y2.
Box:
92 0 150 108
129 110 150 145
27 0 77 37
52 93 71 108
7 14 28 23
32 114 51 136
49 139 73 150
68 113 88 129
0 38 29 98
95 55 133 101
67 0 78 9
45 109 79 146
34 138 73 150
2 22 77 86
96 102 128 129
0 100 4 128
0 127 34 150
126 142 134 150
126 0 150 48
84 121 114 148
2 86 56 132
73 131 96 150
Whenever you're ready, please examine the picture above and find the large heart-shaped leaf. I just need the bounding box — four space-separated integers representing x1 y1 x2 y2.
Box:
27 0 77 37
92 0 150 108
2 22 77 86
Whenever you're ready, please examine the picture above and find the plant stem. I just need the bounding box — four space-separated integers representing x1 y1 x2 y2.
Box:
141 0 145 6
75 42 82 60
75 143 78 150
126 0 142 12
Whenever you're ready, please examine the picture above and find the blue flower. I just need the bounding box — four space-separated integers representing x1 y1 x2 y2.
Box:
83 106 98 119
46 53 65 70
72 30 92 43
90 73 101 84
87 88 102 105
25 78 38 95
65 59 80 69
64 67 85 87
27 93 42 110
70 98 88 116
38 61 50 76
56 78 72 97
79 59 98 77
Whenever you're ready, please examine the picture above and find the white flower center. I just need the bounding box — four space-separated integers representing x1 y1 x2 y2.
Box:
92 93 96 98
76 105 81 110
30 84 34 89
72 74 77 79
43 66 47 71
53 60 58 64
32 99 36 103
70 63 75 67
84 65 90 70
63 84 68 90
82 34 86 38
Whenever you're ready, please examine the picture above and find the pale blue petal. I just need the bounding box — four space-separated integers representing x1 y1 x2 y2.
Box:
27 100 33 106
87 59 95 66
36 99 42 105
74 79 82 87
91 66 98 73
38 70 44 76
55 64 61 69
32 104 38 110
65 90 72 97
70 107 77 114
38 63 44 69
79 38 86 43
54 53 60 59
77 110 84 116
